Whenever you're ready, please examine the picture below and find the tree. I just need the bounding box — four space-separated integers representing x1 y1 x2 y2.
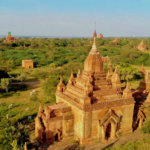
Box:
11 140 20 150
49 63 56 69
6 60 15 70
117 63 140 81
0 78 11 93
17 73 27 83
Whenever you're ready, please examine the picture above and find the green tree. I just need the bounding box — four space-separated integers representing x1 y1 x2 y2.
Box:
10 140 19 150
6 60 15 70
17 73 27 83
0 78 11 93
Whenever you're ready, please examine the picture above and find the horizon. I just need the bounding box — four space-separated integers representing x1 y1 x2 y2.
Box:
1 0 150 37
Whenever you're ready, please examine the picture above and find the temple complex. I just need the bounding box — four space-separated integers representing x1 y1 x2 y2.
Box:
35 30 150 145
137 40 147 51
112 37 119 43
3 32 16 43
97 34 104 39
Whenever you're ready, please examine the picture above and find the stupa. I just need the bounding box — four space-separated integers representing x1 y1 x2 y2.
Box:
137 40 147 51
35 30 135 145
3 32 16 43
112 37 119 43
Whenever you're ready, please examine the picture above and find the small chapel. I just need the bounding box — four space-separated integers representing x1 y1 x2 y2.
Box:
35 30 150 145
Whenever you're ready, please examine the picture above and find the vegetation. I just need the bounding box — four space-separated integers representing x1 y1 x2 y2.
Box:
0 37 150 149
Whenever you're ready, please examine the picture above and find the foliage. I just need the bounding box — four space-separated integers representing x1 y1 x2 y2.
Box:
141 113 150 134
0 120 29 150
116 62 141 81
17 73 27 82
0 78 11 93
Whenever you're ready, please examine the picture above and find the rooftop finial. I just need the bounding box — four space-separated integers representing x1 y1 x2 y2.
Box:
93 22 97 38
39 101 42 112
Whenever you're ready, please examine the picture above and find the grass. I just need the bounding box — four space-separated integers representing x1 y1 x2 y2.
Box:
0 82 54 125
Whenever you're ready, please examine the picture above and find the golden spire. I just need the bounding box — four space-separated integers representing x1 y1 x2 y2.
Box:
93 22 97 37
141 39 144 45
108 61 112 66
114 67 119 74
106 71 111 80
39 101 42 112
24 142 28 150
126 79 130 90
77 67 81 77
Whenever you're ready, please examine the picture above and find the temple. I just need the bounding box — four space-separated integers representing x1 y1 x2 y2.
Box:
35 30 150 145
137 40 147 51
112 37 119 43
3 32 16 43
97 33 104 39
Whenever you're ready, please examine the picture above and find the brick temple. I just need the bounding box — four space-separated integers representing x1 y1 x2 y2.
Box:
137 40 147 51
35 30 150 145
3 32 16 43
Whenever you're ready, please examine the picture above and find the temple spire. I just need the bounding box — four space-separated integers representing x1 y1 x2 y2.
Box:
90 29 99 54
77 67 81 77
24 142 28 150
39 101 42 112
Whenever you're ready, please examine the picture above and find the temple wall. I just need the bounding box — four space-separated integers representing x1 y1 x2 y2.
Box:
82 106 125 144
46 116 63 132
120 104 134 134
56 95 84 140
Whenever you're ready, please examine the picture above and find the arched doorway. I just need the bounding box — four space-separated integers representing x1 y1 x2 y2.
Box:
106 123 111 140
55 133 58 141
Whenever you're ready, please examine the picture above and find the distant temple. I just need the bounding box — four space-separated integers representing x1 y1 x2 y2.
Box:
137 40 147 51
22 60 34 69
3 32 16 43
97 33 104 39
112 37 119 43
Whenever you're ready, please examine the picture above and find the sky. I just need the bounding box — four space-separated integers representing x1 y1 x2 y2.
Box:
0 0 150 37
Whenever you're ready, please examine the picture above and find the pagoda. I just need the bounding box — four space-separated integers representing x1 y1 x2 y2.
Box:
3 32 16 43
35 30 135 145
137 40 147 51
97 33 104 39
112 37 119 43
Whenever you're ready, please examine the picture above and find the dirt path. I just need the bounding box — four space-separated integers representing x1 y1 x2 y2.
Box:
46 130 150 150
12 81 40 86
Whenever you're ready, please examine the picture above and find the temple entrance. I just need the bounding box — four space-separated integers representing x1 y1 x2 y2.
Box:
106 123 111 139
55 133 58 141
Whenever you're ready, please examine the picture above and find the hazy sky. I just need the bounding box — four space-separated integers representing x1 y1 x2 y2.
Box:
0 0 150 37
